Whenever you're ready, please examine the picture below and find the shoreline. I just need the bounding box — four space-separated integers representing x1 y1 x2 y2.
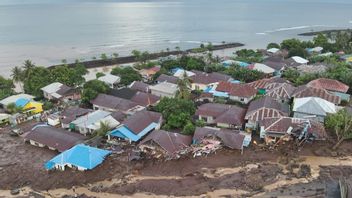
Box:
298 28 352 36
48 42 244 70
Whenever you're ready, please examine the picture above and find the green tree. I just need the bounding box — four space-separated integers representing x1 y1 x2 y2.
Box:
96 121 111 137
182 121 195 135
112 53 119 60
74 62 89 76
6 103 22 114
176 72 192 99
267 43 280 49
81 79 110 103
100 53 108 61
11 66 24 91
282 68 300 83
96 72 105 79
0 76 14 100
224 65 265 83
155 98 196 130
23 67 52 97
325 109 352 149
111 67 142 86
22 60 36 78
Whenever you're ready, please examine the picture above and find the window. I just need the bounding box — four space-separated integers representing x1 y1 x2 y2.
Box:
240 98 244 102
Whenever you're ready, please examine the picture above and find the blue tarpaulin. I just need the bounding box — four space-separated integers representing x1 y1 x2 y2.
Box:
44 144 111 170
15 98 30 108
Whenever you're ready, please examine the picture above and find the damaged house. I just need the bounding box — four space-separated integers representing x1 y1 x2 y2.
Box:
139 130 192 158
195 103 246 129
259 117 327 142
193 127 246 152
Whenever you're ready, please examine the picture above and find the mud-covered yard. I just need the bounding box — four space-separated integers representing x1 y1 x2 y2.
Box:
1 122 352 198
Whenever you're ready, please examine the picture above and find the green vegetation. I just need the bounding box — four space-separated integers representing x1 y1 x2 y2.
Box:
266 43 280 49
0 76 14 100
224 65 265 83
176 74 192 100
235 49 263 63
325 109 352 149
96 72 105 79
154 97 196 134
131 50 151 65
96 121 111 137
6 103 22 114
81 79 110 103
111 67 142 86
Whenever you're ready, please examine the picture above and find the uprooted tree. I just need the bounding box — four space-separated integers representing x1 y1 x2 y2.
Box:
325 109 352 149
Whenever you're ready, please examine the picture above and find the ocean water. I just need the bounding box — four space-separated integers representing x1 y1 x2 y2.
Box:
0 0 352 76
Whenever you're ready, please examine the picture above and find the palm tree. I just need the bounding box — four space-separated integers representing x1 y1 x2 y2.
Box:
22 60 35 78
175 46 181 52
96 121 111 137
11 66 24 92
177 72 192 99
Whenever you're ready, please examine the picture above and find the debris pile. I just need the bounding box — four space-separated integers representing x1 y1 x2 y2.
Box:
192 138 222 158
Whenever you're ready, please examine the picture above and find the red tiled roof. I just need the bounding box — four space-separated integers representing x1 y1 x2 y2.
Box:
307 78 349 93
292 85 341 104
248 77 289 89
265 83 296 101
216 81 257 98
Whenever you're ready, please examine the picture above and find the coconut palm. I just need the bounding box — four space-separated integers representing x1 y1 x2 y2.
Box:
11 66 24 92
22 60 35 78
177 72 192 99
96 121 111 137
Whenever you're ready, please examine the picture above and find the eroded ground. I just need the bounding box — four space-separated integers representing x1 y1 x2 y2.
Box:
1 122 352 198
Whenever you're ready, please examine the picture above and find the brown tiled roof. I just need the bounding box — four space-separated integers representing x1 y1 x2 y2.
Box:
214 106 246 126
248 77 289 89
91 94 139 111
307 78 349 93
263 56 287 71
123 110 162 135
292 85 341 104
56 84 75 96
60 107 92 124
195 103 246 126
216 81 257 98
108 88 138 100
156 74 178 84
130 81 149 93
139 130 192 154
110 111 126 122
131 92 160 106
265 83 296 101
245 96 289 121
259 117 327 140
24 125 86 152
190 71 232 85
193 127 245 150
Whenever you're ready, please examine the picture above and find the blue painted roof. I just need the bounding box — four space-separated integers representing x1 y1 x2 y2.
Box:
15 98 30 108
170 67 183 74
230 80 241 84
45 144 111 170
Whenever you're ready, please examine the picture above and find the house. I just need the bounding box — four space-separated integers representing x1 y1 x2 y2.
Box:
130 92 160 107
0 94 35 109
155 74 179 84
0 113 10 126
47 114 61 126
197 92 215 103
286 56 309 67
45 144 111 171
149 82 178 98
245 96 289 129
139 66 160 80
292 85 341 105
215 81 257 104
108 110 162 142
190 71 232 90
91 94 144 114
139 130 192 157
98 74 121 88
259 117 327 140
263 56 287 76
15 98 43 114
248 77 289 94
266 48 280 54
193 127 246 151
173 69 195 79
24 125 86 152
60 107 92 128
108 88 160 107
306 46 323 54
307 78 350 101
264 82 296 102
129 81 150 93
292 97 336 122
195 103 246 129
70 110 113 135
41 82 81 101
296 63 328 74
247 63 275 76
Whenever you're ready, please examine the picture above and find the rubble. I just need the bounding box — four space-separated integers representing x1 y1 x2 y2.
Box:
192 138 222 157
